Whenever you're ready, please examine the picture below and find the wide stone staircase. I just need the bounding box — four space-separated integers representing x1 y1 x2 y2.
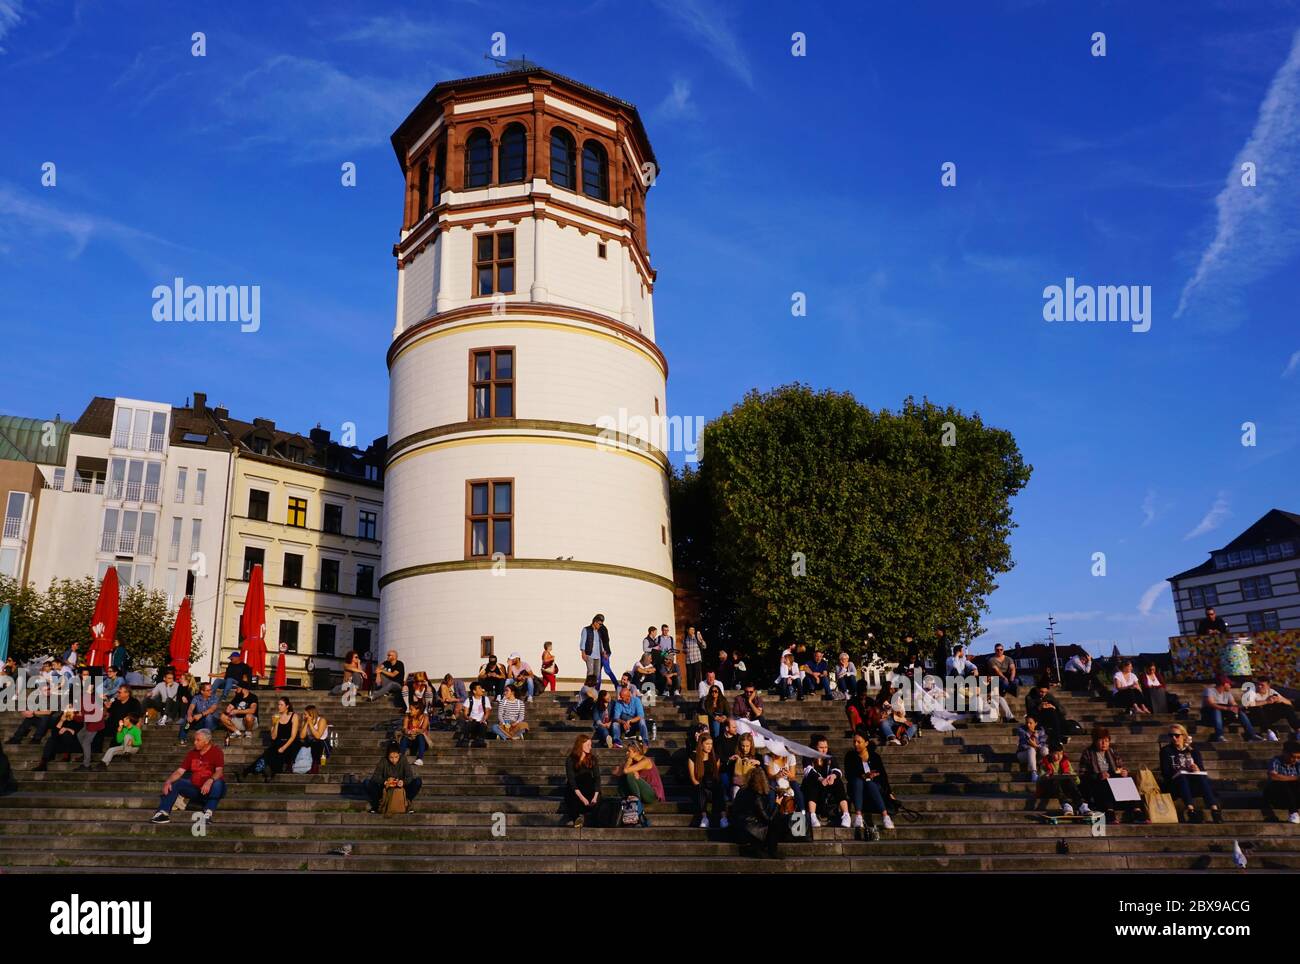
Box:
0 682 1296 872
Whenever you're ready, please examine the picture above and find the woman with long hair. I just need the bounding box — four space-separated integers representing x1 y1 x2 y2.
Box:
688 734 725 828
1111 660 1151 716
300 705 329 773
732 766 782 858
242 697 299 782
701 684 728 738
1160 722 1221 823
592 691 613 747
614 739 656 824
398 703 429 764
728 731 761 799
330 651 368 698
844 731 895 836
563 733 600 827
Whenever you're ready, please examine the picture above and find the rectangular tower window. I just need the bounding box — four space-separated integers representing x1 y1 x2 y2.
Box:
597 241 607 259
466 479 513 559
469 348 514 419
358 509 378 540
287 497 307 528
480 636 494 658
473 231 515 296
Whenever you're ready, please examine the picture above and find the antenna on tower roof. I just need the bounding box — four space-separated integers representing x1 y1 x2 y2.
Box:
484 54 538 72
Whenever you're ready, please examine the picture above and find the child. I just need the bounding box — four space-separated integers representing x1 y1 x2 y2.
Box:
103 714 142 766
1036 743 1085 816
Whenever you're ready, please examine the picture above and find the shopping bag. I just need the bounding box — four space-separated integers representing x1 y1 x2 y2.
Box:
1136 767 1160 796
1142 790 1178 824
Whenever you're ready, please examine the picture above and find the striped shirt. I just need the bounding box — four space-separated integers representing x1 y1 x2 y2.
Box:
498 697 526 726
1269 756 1299 778
684 633 702 664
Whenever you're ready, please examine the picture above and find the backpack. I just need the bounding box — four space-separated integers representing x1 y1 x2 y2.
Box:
620 797 642 827
291 746 313 774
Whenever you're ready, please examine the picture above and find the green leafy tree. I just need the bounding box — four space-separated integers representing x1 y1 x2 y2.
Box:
0 575 200 670
672 384 1031 668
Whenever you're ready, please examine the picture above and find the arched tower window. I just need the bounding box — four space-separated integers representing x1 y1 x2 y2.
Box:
432 140 446 206
499 123 527 184
416 157 430 219
581 140 609 201
549 127 576 190
465 128 492 188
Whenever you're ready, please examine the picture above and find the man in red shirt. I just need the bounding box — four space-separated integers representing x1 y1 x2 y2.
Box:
150 729 226 824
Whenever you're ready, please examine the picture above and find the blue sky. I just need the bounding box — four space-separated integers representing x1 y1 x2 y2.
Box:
2 1 1299 655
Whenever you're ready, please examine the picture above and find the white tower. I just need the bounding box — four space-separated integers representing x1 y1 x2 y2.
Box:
380 67 674 678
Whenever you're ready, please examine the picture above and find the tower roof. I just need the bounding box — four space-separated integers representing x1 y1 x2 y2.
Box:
391 65 658 172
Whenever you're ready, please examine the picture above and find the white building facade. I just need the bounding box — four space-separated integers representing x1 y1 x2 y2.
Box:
381 68 675 678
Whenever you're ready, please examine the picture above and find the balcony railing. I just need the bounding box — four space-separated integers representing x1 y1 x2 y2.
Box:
169 541 181 563
99 531 117 552
143 482 160 504
112 430 130 448
137 534 155 556
116 532 136 554
2 518 22 540
149 432 165 452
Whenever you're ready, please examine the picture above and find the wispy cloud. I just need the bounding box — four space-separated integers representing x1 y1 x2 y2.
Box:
1137 580 1169 616
1284 350 1300 377
0 0 22 53
1183 490 1231 540
1175 29 1300 322
1141 489 1158 527
650 0 753 88
977 611 1103 634
212 55 427 158
653 77 696 121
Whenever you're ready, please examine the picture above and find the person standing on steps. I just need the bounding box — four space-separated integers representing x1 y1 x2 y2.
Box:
540 641 559 693
683 625 705 693
579 614 618 688
150 728 226 824
362 742 421 815
656 624 679 697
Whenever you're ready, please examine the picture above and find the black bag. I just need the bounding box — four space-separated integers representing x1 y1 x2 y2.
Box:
1065 719 1084 735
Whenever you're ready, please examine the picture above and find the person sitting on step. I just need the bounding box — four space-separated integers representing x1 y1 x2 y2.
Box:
1035 744 1085 815
143 669 184 726
494 684 530 741
802 734 849 828
179 682 221 746
1264 740 1300 825
631 651 658 695
31 707 88 772
614 739 657 825
1025 677 1069 746
457 682 492 747
1242 677 1300 738
732 683 765 726
504 653 537 702
398 703 430 762
803 650 834 700
732 766 792 859
217 683 259 746
843 732 896 836
612 686 649 747
776 652 803 701
404 673 435 716
688 734 725 829
330 650 369 699
300 704 330 773
367 650 406 705
240 698 300 782
564 734 601 828
985 643 1019 696
1111 660 1151 716
1201 676 1263 743
701 684 729 739
727 731 761 803
591 691 613 748
150 728 226 824
879 682 918 744
102 713 142 767
1016 714 1050 782
1077 726 1144 824
362 742 421 815
1139 662 1183 716
476 654 507 700
765 746 806 821
1159 722 1221 823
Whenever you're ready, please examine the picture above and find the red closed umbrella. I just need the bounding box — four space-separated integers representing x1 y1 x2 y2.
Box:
87 568 120 668
274 643 287 689
168 596 192 675
240 564 267 678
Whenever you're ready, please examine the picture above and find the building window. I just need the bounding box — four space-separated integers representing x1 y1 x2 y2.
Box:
356 564 375 599
190 518 202 555
1188 584 1218 609
661 524 667 545
353 626 372 655
287 497 307 528
550 127 576 189
279 620 299 653
242 546 264 581
1247 610 1280 632
465 128 492 188
467 479 513 558
499 123 527 183
287 445 304 463
364 464 380 482
316 624 337 657
582 140 609 200
321 558 340 593
248 489 269 521
1240 576 1274 601
175 467 187 503
3 492 26 540
470 348 514 419
474 232 515 296
324 503 344 535
432 141 446 206
597 241 607 259
283 553 303 589
359 509 378 540
194 469 206 505
480 636 494 658
0 547 17 579
250 436 269 456
169 517 182 563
